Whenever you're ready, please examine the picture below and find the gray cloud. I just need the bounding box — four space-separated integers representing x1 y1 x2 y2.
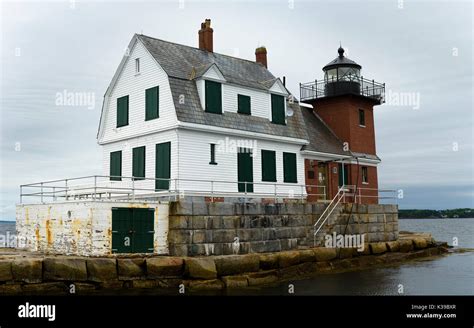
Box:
1 0 472 220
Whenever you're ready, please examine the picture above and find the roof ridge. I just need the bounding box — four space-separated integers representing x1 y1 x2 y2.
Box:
138 33 270 67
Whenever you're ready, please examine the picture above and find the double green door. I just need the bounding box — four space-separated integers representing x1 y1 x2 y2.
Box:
112 208 154 253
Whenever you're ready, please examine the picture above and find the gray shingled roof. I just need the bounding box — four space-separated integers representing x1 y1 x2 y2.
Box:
138 34 279 91
169 77 308 140
300 106 351 156
138 34 308 140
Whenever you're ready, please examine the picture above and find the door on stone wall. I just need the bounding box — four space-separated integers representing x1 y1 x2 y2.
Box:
112 208 154 253
317 163 329 200
237 148 253 193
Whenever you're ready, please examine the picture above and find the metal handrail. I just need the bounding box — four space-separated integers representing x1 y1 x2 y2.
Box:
300 76 385 102
313 185 355 245
19 175 327 204
19 175 397 205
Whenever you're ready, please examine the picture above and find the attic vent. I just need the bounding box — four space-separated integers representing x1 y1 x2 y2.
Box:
135 58 140 74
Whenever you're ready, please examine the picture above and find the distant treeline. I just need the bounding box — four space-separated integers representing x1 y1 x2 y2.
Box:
398 208 474 219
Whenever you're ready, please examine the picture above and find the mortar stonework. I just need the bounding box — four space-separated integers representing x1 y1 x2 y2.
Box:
168 202 398 256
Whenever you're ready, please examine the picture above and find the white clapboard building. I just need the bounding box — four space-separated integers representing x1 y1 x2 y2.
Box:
96 19 360 201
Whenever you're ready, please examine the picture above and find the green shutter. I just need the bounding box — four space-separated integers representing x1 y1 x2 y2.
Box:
110 151 122 181
112 208 133 253
117 96 129 127
283 152 297 183
238 94 251 115
271 94 285 125
132 208 154 253
155 142 171 190
237 149 253 192
205 80 222 114
132 146 145 180
145 86 159 121
261 150 276 182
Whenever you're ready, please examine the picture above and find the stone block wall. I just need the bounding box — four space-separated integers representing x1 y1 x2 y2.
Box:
168 202 399 256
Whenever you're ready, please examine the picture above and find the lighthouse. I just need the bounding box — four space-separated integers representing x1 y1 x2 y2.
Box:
300 46 385 203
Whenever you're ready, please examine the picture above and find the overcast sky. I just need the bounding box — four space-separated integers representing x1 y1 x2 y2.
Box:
1 0 472 220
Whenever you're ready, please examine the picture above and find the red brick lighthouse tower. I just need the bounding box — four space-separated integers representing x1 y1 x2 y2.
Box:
300 46 385 203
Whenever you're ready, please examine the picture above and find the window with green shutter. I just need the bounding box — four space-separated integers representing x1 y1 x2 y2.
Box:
271 94 285 125
237 94 251 115
110 151 122 181
117 95 129 127
261 150 276 182
145 86 159 121
283 152 297 183
132 146 145 180
205 80 222 114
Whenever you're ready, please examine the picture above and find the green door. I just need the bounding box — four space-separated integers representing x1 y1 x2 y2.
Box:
237 149 253 193
112 208 154 253
111 208 133 253
131 209 155 253
155 142 171 190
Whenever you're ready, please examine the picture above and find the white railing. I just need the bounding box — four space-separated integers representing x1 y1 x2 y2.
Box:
19 175 326 204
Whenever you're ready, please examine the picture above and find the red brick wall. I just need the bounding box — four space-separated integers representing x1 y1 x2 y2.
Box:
304 160 378 204
311 95 377 155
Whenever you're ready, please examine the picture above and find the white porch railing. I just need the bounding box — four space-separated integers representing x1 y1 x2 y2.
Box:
19 175 325 204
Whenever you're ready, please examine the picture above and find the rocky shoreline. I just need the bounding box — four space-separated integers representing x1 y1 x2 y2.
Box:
0 232 449 295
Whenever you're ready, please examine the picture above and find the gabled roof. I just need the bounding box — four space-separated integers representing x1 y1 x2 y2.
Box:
138 34 281 91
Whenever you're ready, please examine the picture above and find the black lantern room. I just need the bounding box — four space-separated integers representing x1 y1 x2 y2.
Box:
323 46 361 97
300 45 385 103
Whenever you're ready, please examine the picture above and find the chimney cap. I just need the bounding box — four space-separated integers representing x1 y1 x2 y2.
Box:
255 46 267 54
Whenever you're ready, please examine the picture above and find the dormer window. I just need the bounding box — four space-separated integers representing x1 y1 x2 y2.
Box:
205 80 222 114
271 94 285 125
135 58 140 74
237 94 251 115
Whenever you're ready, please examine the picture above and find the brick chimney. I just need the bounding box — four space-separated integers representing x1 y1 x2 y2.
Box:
198 19 213 52
255 46 267 68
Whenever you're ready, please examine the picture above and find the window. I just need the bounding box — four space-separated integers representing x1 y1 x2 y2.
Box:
205 80 222 114
132 146 145 180
145 86 159 121
237 94 251 115
362 166 368 184
261 150 276 182
283 152 297 183
135 58 140 74
359 109 365 126
271 94 285 125
209 144 217 165
117 96 129 127
110 151 122 181
338 163 349 187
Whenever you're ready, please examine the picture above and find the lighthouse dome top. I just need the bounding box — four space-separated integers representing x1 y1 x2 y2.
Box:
323 46 362 71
